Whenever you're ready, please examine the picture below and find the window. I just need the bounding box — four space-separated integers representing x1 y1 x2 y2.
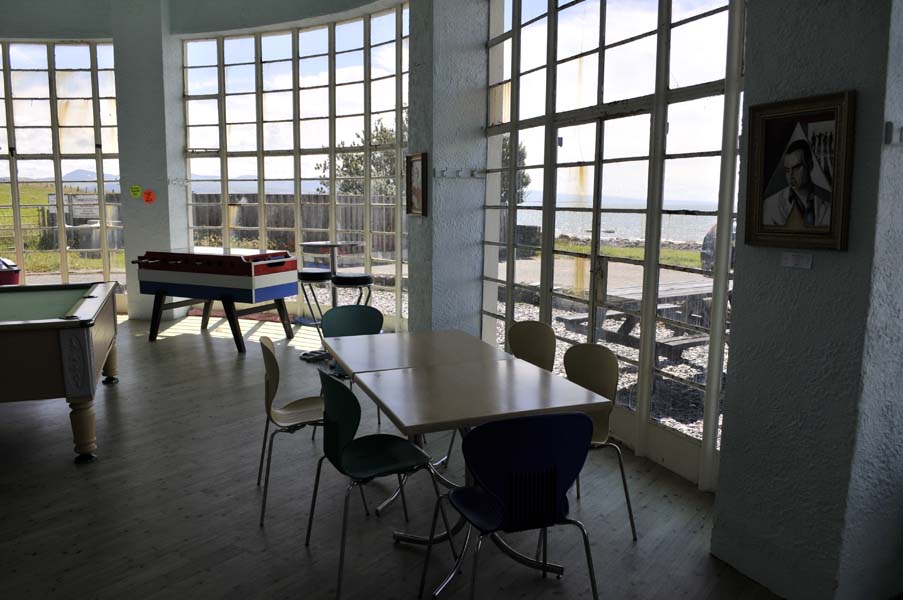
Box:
183 4 410 324
0 42 122 286
482 0 740 448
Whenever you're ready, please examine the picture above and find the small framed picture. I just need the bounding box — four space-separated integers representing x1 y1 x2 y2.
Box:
745 91 856 250
406 153 428 217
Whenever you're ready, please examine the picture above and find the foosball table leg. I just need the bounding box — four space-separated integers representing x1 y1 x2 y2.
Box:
221 298 246 353
201 300 214 330
274 298 294 340
149 291 165 342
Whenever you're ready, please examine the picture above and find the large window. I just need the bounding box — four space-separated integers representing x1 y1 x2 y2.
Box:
183 4 410 324
482 0 740 455
1 42 122 286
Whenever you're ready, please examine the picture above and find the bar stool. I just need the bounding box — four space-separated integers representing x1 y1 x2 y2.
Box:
298 267 332 362
331 272 374 305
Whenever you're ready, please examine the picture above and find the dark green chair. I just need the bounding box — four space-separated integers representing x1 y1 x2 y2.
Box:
319 304 385 425
306 370 453 600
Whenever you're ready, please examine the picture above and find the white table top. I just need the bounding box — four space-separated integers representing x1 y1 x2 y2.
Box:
323 330 512 375
353 357 612 436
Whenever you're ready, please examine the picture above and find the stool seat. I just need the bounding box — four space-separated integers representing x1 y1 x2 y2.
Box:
332 273 374 287
298 268 333 283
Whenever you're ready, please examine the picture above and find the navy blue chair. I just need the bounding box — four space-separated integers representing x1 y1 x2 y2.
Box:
419 413 599 600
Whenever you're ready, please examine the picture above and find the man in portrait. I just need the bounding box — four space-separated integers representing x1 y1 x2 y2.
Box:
762 139 832 229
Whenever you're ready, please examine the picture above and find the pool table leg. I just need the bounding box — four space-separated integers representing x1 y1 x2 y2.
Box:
68 396 97 463
102 342 119 385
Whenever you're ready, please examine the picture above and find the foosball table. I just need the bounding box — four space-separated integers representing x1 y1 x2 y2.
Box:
133 249 298 353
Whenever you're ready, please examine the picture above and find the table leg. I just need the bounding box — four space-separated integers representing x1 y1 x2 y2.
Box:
273 298 294 340
148 291 165 342
68 396 96 463
221 299 246 353
200 300 214 330
102 342 119 385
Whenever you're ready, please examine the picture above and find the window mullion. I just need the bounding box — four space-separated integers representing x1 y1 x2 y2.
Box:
255 35 266 252
292 29 302 265
395 5 404 323
47 44 68 283
364 15 372 276
328 24 337 268
537 0 556 326
89 42 110 280
217 38 230 252
1 43 24 276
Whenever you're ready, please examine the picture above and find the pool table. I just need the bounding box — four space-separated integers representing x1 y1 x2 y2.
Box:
0 282 119 463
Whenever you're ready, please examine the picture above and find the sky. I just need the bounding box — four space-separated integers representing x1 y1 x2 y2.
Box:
1 1 732 207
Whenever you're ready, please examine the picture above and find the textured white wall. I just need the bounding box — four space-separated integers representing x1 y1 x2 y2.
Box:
711 2 895 599
111 0 188 318
407 0 487 333
835 1 903 597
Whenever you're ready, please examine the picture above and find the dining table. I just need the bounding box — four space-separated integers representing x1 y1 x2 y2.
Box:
322 328 613 596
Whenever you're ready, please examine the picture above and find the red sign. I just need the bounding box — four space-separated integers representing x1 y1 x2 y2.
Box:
142 189 156 204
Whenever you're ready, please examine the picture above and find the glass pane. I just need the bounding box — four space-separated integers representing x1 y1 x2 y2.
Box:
13 99 51 126
599 212 646 260
371 77 396 112
486 132 510 171
660 213 716 270
336 116 365 147
554 210 592 248
99 99 117 126
601 160 648 210
226 94 256 123
300 87 329 118
9 44 48 69
193 228 223 249
667 96 724 154
300 118 330 147
186 66 218 95
262 91 292 121
557 122 595 164
651 374 705 441
59 128 95 154
557 0 601 60
299 27 329 57
57 99 94 126
96 45 115 69
300 154 329 178
488 82 511 126
300 56 330 87
263 122 292 150
489 0 513 38
489 40 511 86
670 12 728 88
605 0 658 44
188 126 219 150
517 126 545 167
11 72 50 99
556 53 598 112
603 35 657 103
371 11 396 45
484 208 507 245
511 285 540 321
224 37 255 64
56 45 92 69
371 44 396 78
262 60 292 91
187 99 218 125
516 208 542 248
225 64 255 94
97 72 116 97
336 50 364 84
101 127 119 153
672 0 726 22
604 114 650 159
663 156 721 210
16 128 53 154
481 313 506 351
336 83 364 115
226 123 257 151
262 33 292 61
518 68 546 120
185 40 217 67
557 166 594 207
336 19 364 52
522 0 546 23
55 71 92 98
553 253 592 300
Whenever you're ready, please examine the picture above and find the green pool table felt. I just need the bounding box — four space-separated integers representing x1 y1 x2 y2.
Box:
0 288 90 323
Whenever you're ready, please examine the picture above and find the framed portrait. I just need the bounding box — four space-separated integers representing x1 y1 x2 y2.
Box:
745 91 856 250
406 153 428 217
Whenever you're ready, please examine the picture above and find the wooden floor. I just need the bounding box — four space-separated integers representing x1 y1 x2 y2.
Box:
0 316 779 600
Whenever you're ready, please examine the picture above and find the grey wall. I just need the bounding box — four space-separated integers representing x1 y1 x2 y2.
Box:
711 1 894 599
407 0 487 334
0 0 112 38
835 1 903 597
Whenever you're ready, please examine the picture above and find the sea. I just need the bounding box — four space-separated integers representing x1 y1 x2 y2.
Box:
518 191 720 245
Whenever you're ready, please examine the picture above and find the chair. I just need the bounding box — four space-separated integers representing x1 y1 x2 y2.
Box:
307 371 452 600
419 413 599 600
257 336 324 526
320 304 385 425
564 343 637 541
508 320 556 371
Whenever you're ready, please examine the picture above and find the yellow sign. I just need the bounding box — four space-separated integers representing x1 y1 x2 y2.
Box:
129 185 142 199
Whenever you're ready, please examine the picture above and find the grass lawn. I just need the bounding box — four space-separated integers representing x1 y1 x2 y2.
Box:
554 240 702 270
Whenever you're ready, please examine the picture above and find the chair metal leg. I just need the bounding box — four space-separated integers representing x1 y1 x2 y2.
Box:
428 470 458 560
604 442 637 541
336 483 355 600
305 456 326 546
311 424 317 441
576 472 581 499
355 287 364 305
418 496 443 599
259 428 281 527
563 519 599 600
256 418 270 486
377 407 382 427
398 474 410 522
541 527 548 579
440 430 457 471
534 530 543 562
359 484 371 516
433 524 472 598
470 535 484 600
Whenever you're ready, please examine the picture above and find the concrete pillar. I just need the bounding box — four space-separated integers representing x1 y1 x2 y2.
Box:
111 0 187 318
407 0 488 334
711 2 900 599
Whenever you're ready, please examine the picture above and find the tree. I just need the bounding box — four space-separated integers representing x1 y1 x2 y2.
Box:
316 113 408 198
501 136 531 205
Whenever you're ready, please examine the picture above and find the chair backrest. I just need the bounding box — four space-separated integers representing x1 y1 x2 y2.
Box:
318 370 361 474
507 320 555 371
320 305 384 338
462 413 592 532
564 343 618 443
259 336 280 419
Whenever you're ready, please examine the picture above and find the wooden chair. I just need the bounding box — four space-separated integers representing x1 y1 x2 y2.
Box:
564 343 637 541
257 336 324 526
508 320 556 371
